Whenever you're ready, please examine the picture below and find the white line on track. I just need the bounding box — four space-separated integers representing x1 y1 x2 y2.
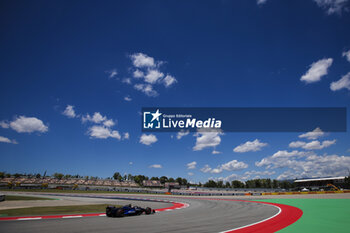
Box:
17 217 42 221
62 215 83 218
217 205 282 233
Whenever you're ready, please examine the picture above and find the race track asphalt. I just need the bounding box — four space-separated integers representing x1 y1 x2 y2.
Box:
0 194 279 233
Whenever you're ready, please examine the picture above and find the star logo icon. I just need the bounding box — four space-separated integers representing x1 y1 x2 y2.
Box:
151 109 162 122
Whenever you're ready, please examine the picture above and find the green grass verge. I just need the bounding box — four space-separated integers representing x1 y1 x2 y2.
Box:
256 199 350 233
3 189 165 195
0 204 120 217
5 195 55 201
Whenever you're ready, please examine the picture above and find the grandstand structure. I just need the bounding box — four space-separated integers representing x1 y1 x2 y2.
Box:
294 176 346 190
0 177 139 189
142 180 180 189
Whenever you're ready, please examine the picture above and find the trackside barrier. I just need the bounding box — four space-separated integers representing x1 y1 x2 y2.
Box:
170 190 350 196
262 190 350 195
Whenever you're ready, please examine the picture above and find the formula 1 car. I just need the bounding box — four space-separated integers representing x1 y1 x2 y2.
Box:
106 204 156 217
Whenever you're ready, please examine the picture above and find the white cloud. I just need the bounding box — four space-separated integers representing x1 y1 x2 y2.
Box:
216 170 276 182
213 174 241 182
188 172 194 176
289 139 336 150
187 161 197 169
106 69 118 78
81 112 116 129
8 116 48 133
62 105 76 118
219 160 248 172
233 139 268 153
103 119 115 128
300 58 333 83
0 121 9 129
343 49 350 62
140 134 158 145
212 150 222 154
299 127 325 140
257 0 267 5
330 72 350 91
134 84 158 97
289 141 307 148
124 96 132 101
122 78 132 84
133 70 144 78
244 170 275 177
256 150 350 179
256 150 309 169
313 0 349 15
129 162 133 165
163 75 177 87
130 53 155 68
200 165 212 173
0 136 17 144
87 125 121 140
200 160 248 174
144 69 164 84
149 164 162 168
176 130 189 139
123 132 130 140
127 52 177 96
82 112 107 124
193 131 222 151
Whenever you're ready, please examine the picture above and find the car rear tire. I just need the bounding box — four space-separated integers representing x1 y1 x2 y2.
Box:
145 207 152 215
106 206 114 217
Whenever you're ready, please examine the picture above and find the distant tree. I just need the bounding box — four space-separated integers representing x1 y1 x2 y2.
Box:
231 180 244 188
217 180 223 188
266 178 272 188
134 175 148 185
150 177 159 181
254 179 262 188
0 172 5 179
113 172 123 181
280 180 294 190
35 173 41 179
225 181 231 188
159 176 168 184
272 179 278 189
245 180 255 188
204 180 217 188
14 173 22 178
182 178 188 186
168 177 175 182
175 177 183 185
127 174 134 181
53 173 64 180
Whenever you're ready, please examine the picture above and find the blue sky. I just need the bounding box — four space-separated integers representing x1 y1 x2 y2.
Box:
1 0 350 183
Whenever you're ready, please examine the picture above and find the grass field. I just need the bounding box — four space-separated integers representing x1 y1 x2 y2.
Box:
4 195 55 201
0 204 120 217
257 199 350 233
3 189 164 195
